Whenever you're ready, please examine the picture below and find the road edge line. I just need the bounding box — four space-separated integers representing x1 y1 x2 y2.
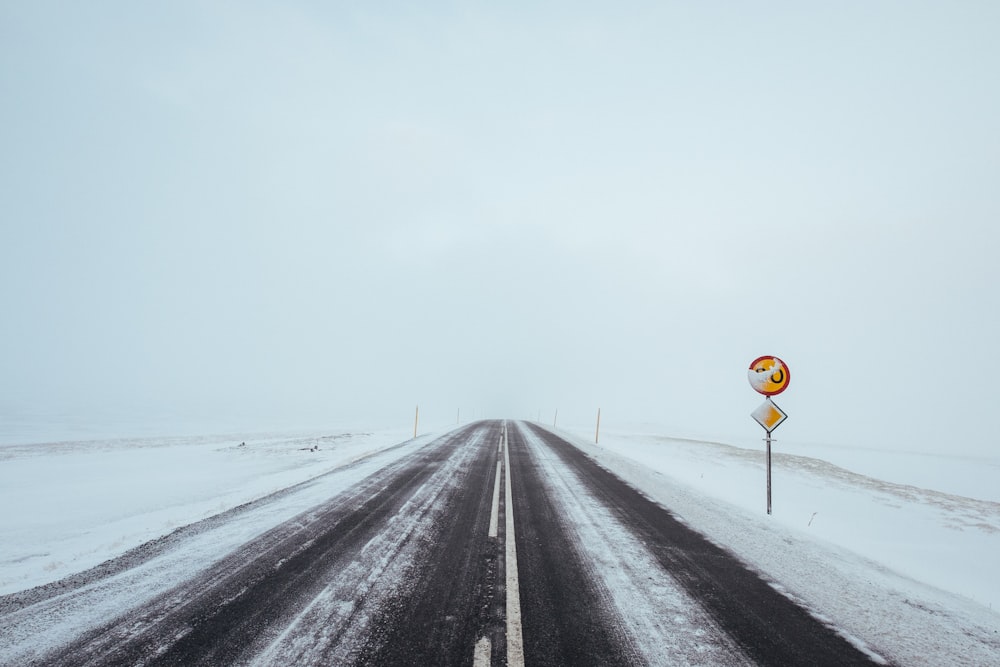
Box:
504 423 525 667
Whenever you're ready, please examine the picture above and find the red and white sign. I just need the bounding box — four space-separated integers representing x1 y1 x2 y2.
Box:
748 356 790 396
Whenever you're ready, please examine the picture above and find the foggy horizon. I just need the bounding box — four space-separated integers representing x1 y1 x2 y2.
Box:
3 3 998 455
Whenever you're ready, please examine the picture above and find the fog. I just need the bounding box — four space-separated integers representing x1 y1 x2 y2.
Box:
3 2 998 453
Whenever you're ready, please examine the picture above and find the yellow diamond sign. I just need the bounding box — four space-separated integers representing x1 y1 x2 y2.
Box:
751 398 787 433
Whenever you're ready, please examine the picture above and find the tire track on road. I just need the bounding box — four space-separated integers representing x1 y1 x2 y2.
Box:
344 421 504 667
507 423 640 666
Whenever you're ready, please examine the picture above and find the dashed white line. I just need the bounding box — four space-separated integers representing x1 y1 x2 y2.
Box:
473 636 491 667
489 457 501 539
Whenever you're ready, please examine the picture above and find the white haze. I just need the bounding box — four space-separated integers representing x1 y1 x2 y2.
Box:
2 2 999 455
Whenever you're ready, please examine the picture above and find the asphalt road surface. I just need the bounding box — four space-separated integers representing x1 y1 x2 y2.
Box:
1 421 887 666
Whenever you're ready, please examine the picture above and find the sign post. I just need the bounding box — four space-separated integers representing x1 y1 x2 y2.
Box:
748 356 790 515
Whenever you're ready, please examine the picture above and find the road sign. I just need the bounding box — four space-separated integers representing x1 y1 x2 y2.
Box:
748 356 790 396
751 398 787 433
748 356 791 516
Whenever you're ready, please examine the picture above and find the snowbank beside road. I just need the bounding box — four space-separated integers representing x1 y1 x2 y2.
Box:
552 426 1000 666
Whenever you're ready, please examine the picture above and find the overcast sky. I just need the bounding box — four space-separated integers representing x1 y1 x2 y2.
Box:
2 2 998 452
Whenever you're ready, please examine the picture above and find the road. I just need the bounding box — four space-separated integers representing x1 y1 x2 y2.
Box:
1 421 887 666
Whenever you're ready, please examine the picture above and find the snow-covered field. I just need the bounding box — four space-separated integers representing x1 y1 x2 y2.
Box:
0 427 421 596
2 421 999 664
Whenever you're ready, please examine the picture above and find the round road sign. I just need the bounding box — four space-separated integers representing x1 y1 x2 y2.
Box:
748 356 790 396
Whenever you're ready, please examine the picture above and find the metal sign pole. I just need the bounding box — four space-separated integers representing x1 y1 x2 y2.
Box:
766 432 772 515
748 355 790 517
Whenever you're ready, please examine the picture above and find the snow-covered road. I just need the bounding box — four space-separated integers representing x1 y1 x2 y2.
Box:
2 422 998 665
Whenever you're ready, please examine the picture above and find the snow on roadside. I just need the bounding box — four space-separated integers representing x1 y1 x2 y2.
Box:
517 424 753 666
550 426 1000 666
0 428 420 596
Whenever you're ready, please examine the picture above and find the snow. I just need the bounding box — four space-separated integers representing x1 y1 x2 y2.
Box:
2 421 999 665
552 425 1000 666
0 428 419 595
569 429 1000 609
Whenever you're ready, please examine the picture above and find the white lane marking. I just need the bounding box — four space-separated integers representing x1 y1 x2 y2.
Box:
504 428 525 667
473 636 491 667
488 458 501 538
